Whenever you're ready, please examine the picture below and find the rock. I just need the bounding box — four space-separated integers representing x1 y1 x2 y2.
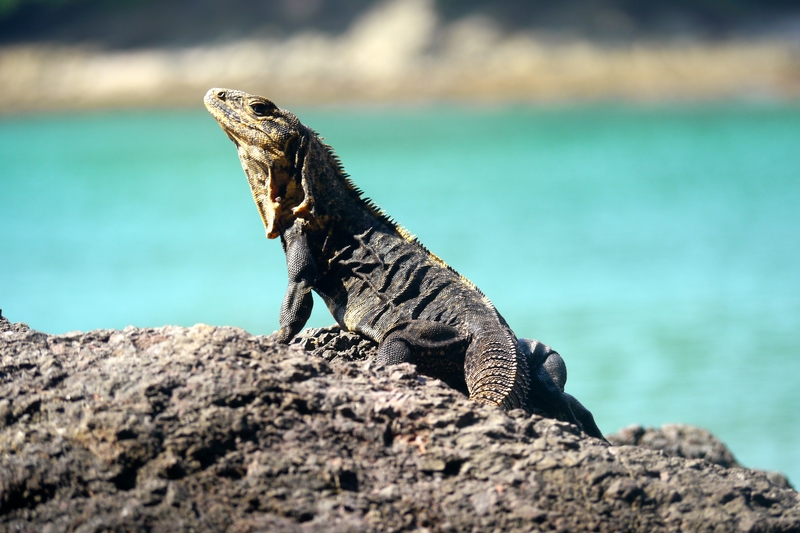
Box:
607 423 741 468
2 320 799 532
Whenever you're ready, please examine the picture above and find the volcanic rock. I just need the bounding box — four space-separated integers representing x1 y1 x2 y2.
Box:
1 316 798 532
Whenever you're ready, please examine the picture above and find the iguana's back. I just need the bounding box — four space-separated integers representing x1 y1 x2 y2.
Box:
304 211 526 407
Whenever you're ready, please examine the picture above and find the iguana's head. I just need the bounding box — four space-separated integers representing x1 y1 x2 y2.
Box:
204 88 312 239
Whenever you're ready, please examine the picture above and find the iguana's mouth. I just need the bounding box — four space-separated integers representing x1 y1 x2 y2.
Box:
204 88 252 146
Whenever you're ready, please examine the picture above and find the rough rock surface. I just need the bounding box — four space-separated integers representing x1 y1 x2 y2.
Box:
2 315 799 533
608 424 742 469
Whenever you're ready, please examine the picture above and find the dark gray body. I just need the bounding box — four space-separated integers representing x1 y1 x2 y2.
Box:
204 87 604 439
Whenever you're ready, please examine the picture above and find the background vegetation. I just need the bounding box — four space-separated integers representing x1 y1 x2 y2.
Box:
1 0 799 49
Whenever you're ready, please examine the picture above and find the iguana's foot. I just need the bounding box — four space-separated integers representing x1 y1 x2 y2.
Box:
564 392 606 441
518 338 606 441
269 328 294 344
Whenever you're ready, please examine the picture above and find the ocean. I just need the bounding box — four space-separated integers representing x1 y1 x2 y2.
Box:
1 102 798 485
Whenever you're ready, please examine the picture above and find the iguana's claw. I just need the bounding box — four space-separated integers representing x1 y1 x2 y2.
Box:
269 329 293 344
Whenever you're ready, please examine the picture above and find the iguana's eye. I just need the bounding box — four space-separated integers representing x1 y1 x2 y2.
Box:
250 102 272 117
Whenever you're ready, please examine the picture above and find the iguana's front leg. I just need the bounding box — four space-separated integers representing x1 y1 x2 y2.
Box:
271 223 318 343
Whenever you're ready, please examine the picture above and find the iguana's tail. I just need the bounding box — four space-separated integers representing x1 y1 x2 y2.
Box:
464 327 529 411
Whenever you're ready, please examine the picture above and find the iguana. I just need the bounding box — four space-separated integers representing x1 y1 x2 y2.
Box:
204 88 604 439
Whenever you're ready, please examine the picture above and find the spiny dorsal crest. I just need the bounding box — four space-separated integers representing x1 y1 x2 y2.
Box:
312 133 487 299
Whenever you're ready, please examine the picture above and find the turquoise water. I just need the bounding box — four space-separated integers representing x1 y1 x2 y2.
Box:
1 104 799 485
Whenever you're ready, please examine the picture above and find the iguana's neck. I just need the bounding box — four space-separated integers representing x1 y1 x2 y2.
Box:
301 134 393 235
302 133 448 270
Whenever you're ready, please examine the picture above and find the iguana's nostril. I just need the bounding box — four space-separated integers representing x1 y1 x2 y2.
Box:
216 90 226 100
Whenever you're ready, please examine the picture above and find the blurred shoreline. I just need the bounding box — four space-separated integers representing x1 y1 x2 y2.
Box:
2 0 799 113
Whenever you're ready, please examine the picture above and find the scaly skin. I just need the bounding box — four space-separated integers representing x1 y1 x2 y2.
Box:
204 88 604 439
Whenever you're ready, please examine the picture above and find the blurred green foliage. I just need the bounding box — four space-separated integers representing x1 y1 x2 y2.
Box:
0 0 129 17
2 0 69 16
0 0 797 46
3 0 798 20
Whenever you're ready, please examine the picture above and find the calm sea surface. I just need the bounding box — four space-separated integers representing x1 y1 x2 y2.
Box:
2 103 799 484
